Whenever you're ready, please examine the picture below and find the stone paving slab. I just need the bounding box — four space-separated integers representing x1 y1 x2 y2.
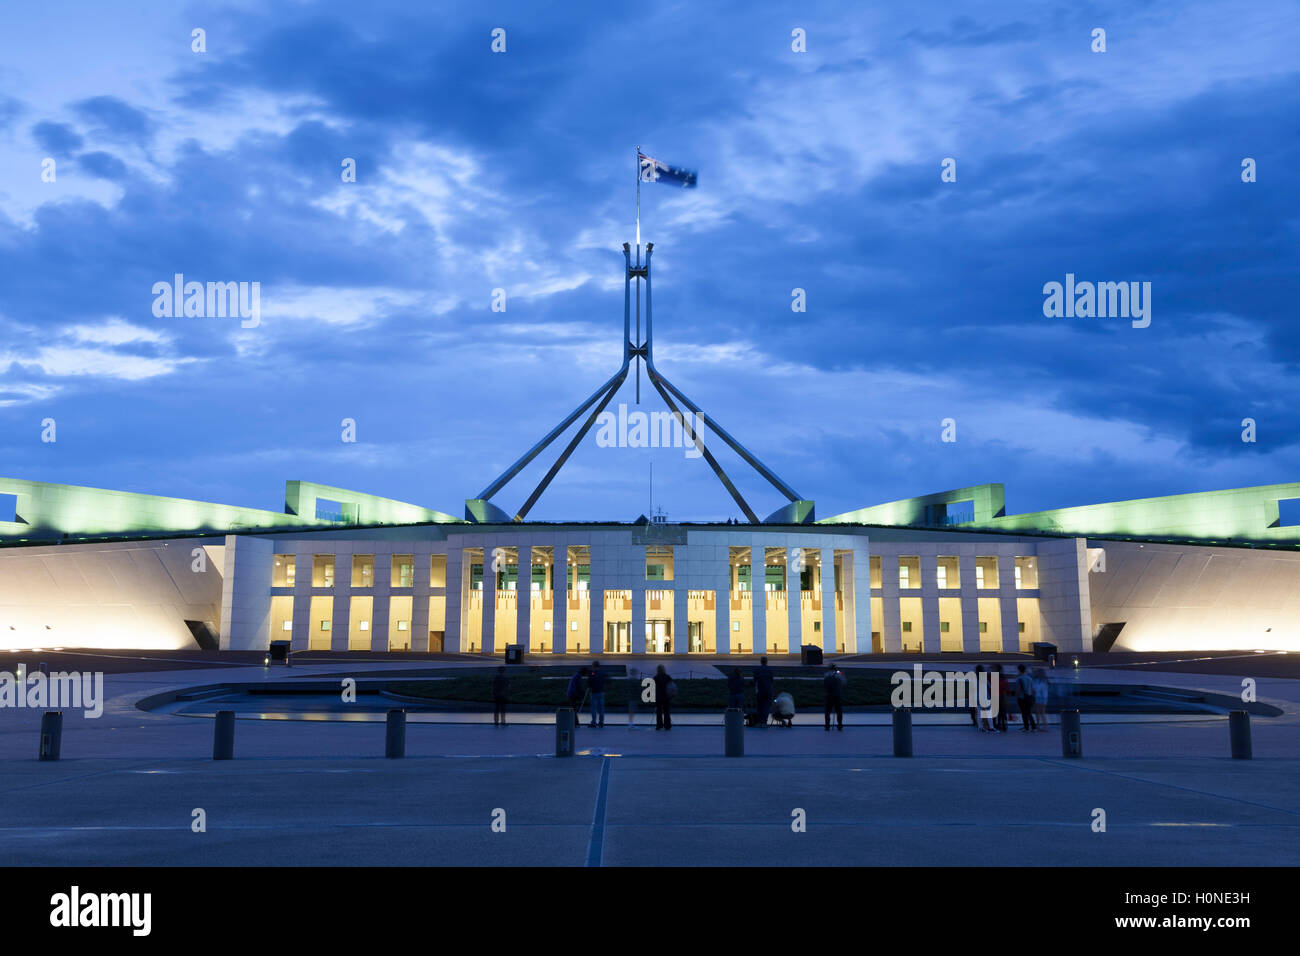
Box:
1 754 1296 867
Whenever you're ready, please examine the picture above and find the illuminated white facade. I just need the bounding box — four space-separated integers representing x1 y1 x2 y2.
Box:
5 519 1299 655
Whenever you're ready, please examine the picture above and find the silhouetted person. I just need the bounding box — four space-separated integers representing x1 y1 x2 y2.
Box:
1032 667 1050 731
823 663 845 731
992 664 1008 732
754 656 775 726
491 665 509 726
1015 663 1037 731
566 667 587 726
974 664 994 732
653 664 673 730
727 667 745 709
588 660 607 727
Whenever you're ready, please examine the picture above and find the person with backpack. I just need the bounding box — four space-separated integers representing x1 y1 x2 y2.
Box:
491 665 510 726
823 663 846 731
1015 663 1037 732
588 660 607 728
566 667 587 727
753 656 775 727
653 664 674 730
726 667 746 710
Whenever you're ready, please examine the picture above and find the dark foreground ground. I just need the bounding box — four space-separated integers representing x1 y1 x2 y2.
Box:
2 718 1299 866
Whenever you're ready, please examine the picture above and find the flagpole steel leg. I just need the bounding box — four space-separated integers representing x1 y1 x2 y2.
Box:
514 371 628 521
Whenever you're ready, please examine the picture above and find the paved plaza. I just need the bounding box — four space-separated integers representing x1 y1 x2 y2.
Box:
1 651 1297 866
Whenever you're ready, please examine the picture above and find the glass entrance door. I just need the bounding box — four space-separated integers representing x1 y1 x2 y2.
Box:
605 621 631 653
646 619 671 653
688 621 703 652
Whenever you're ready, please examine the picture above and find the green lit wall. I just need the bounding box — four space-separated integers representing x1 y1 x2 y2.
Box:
0 477 459 541
284 481 458 527
985 482 1300 544
823 481 1300 545
821 484 1007 527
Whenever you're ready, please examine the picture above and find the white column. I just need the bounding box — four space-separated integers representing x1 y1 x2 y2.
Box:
443 547 464 653
517 544 532 653
959 550 980 653
673 583 688 655
369 556 391 652
410 550 430 653
821 547 837 653
852 543 873 653
482 544 498 655
787 545 801 653
921 552 940 653
552 545 567 655
879 550 901 652
716 549 732 655
752 543 767 655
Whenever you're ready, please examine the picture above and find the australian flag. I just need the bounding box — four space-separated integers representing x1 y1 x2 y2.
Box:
639 152 697 188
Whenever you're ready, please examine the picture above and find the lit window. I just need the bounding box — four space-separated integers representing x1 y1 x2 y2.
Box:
936 566 947 589
359 621 369 631
321 620 331 632
899 566 910 588
570 621 578 631
1015 565 1022 587
975 566 985 588
282 620 292 631
397 621 408 631
732 621 740 632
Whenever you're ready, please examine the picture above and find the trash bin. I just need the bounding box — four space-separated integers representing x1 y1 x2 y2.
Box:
1032 642 1056 663
268 640 291 664
800 645 823 666
504 645 523 665
555 708 575 757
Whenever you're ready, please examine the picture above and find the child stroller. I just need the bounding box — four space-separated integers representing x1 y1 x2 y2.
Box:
770 691 796 727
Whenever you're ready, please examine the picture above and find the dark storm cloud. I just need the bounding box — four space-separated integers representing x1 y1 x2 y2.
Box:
0 0 1296 519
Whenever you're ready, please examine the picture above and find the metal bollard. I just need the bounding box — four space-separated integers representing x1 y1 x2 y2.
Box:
1060 709 1082 758
385 709 406 758
724 708 744 757
1229 710 1252 760
213 710 235 760
556 707 576 757
892 707 913 757
39 711 62 761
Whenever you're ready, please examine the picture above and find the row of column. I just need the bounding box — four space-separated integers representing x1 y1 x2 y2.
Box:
467 545 845 655
874 552 1021 653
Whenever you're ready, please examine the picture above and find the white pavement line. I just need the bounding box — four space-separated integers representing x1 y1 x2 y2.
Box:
585 756 612 867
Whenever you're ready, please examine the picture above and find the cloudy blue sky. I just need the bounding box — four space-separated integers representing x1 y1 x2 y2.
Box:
1 0 1297 524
